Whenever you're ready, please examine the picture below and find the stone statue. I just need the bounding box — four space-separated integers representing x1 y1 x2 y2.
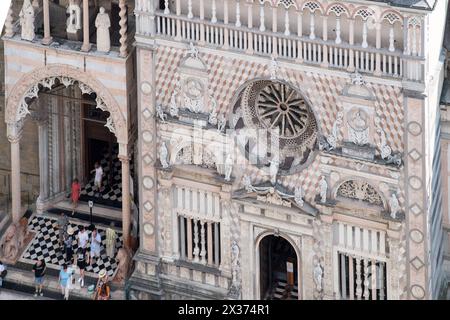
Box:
156 105 167 123
269 57 280 80
169 85 179 117
114 248 132 283
19 0 35 42
159 142 169 169
327 112 343 150
294 186 304 207
319 176 328 203
243 175 254 193
185 42 199 59
389 192 400 219
66 0 82 35
231 241 240 285
224 154 233 181
377 127 392 160
17 217 29 250
351 71 365 86
0 224 19 261
95 7 111 53
208 95 218 125
268 156 279 185
348 110 369 146
217 114 226 133
313 260 324 292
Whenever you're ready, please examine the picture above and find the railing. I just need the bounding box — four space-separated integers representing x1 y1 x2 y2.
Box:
154 12 424 82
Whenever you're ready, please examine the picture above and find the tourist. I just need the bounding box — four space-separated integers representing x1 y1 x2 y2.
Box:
93 269 110 300
76 248 87 288
71 178 81 216
105 222 116 258
64 227 75 263
59 264 72 300
77 225 89 252
0 261 7 289
32 259 46 297
90 162 104 197
89 228 102 265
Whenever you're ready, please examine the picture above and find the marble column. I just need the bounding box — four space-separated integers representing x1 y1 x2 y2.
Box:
8 123 23 223
36 120 49 214
42 0 53 45
81 0 91 52
120 154 131 249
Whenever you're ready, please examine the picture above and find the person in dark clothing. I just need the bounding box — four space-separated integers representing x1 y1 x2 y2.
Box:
32 259 47 297
0 260 7 289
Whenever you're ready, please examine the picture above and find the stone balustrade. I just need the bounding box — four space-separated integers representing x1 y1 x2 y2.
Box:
136 0 425 82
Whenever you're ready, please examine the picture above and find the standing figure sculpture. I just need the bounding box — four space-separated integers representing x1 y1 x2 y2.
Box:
95 7 111 53
268 156 279 185
20 0 35 42
66 0 82 35
389 192 400 220
319 176 328 203
159 142 169 169
313 259 324 292
224 154 233 181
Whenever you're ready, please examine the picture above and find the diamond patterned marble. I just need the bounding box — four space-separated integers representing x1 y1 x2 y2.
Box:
410 256 425 271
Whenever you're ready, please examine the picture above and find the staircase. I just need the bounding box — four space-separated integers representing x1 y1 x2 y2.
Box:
269 280 299 300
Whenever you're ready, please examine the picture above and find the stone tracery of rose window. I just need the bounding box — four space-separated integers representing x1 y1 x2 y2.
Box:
239 80 318 170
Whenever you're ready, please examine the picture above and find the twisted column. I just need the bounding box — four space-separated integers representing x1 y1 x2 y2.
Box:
119 0 128 58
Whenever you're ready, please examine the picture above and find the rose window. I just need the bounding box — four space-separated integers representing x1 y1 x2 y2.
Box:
256 82 311 138
238 80 318 171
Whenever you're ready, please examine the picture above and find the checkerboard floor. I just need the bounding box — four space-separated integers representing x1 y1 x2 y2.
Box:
80 145 123 207
21 214 123 278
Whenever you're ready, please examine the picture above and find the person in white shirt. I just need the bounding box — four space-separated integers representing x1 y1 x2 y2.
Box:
89 228 102 266
77 225 89 251
90 162 104 196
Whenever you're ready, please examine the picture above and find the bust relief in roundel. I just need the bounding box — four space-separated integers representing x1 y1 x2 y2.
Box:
239 80 318 172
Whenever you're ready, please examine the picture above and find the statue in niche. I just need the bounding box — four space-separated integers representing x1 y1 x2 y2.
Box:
313 259 324 292
318 176 328 204
224 154 233 181
19 0 35 42
231 241 240 286
269 57 280 80
66 0 82 35
159 142 169 169
389 192 400 219
95 7 111 53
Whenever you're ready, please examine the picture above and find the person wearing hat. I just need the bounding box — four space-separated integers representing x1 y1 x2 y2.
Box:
64 227 75 264
93 269 110 300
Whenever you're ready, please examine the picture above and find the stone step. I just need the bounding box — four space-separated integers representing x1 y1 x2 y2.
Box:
47 204 122 229
1 265 125 300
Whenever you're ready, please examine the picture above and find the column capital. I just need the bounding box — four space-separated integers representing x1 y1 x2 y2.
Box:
118 155 131 162
7 122 23 143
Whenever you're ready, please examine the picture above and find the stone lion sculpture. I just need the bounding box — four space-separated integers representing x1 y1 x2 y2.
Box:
0 223 19 261
115 247 132 283
17 217 29 249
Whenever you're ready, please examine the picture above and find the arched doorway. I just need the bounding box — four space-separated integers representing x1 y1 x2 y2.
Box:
5 64 132 246
259 235 299 300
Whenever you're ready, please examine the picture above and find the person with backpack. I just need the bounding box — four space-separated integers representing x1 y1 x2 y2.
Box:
32 259 46 297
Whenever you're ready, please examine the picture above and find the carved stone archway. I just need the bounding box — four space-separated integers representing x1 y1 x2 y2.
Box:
5 63 128 148
4 64 131 247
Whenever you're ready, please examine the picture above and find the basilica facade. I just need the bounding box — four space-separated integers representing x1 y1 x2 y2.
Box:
1 0 449 300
